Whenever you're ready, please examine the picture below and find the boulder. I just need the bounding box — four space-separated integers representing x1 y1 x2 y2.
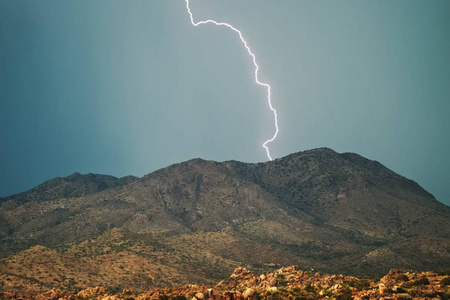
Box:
379 283 388 294
195 293 204 300
243 288 255 299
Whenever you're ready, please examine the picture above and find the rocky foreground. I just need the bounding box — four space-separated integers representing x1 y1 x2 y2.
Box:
1 266 450 300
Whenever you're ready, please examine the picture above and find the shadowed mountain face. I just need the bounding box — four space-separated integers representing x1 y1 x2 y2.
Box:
0 148 449 293
1 173 138 203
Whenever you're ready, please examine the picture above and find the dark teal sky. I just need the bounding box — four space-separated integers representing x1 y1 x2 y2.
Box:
1 1 449 205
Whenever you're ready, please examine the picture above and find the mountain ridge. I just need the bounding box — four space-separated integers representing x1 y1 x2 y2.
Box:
0 147 449 293
1 173 138 203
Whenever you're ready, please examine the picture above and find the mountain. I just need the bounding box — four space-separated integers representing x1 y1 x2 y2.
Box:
0 148 449 293
1 172 138 203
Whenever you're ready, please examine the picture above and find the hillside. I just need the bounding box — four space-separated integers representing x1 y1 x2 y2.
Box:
2 267 450 300
0 148 449 293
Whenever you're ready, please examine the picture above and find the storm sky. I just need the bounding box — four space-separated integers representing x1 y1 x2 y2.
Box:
1 0 449 205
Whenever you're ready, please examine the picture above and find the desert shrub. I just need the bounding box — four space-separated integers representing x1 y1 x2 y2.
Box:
401 281 414 289
170 296 186 300
354 279 371 291
394 287 407 293
304 283 315 293
436 268 450 276
408 289 425 298
438 292 450 300
372 276 382 282
441 277 450 286
263 291 284 300
336 294 353 300
396 274 409 282
402 277 430 288
415 277 430 285
346 280 355 287
289 287 312 300
336 287 353 300
276 274 287 287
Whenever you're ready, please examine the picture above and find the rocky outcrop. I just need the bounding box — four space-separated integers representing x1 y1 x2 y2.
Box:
1 267 449 300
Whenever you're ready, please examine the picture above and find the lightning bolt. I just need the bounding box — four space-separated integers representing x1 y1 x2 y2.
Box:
185 0 279 161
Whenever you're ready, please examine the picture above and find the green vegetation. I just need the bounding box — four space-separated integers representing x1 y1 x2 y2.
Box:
347 279 371 291
415 277 430 285
276 274 287 287
395 274 409 283
436 268 450 276
260 287 314 300
401 276 430 289
441 277 450 286
159 295 186 300
336 288 352 300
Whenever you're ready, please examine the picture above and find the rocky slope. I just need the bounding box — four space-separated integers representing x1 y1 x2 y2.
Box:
0 148 449 293
1 267 450 300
